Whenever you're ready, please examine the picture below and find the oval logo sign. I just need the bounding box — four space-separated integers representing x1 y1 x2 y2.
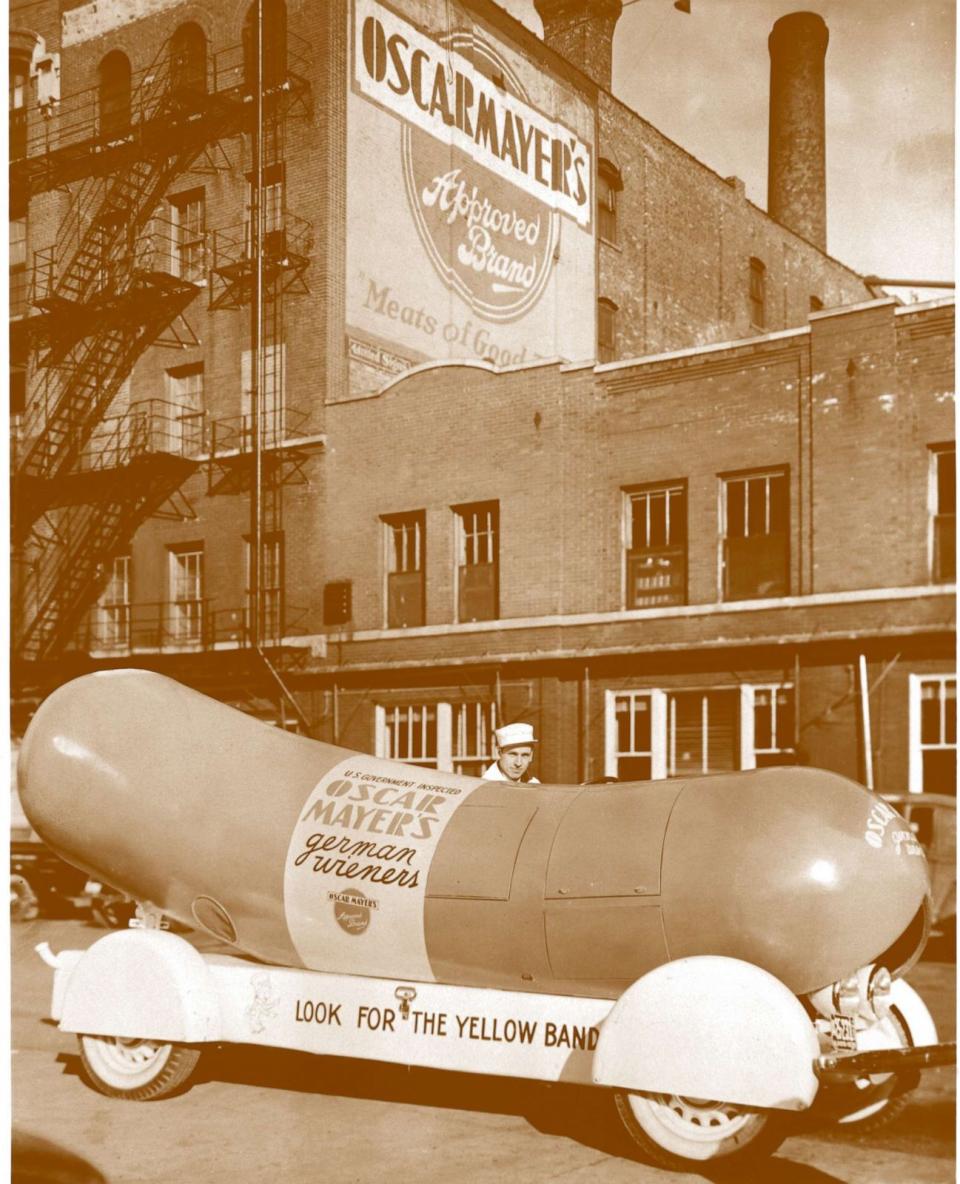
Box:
400 34 559 324
331 890 377 936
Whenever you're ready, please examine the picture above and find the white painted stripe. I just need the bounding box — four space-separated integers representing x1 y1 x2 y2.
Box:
209 957 613 1085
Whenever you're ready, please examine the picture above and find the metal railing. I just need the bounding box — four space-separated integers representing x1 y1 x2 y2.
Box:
208 404 315 454
31 212 193 308
210 209 313 273
14 398 204 477
13 31 312 164
79 599 313 654
77 399 206 470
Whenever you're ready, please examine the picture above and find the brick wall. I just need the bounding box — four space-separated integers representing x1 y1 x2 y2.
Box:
598 92 873 360
321 301 952 635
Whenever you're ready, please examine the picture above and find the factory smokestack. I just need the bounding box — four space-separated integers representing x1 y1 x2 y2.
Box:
768 11 829 252
534 0 623 91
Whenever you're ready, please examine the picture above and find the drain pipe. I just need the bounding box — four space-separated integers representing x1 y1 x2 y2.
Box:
858 654 874 790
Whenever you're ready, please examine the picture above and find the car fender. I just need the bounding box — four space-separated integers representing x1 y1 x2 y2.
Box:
59 929 222 1043
592 955 820 1110
890 976 938 1045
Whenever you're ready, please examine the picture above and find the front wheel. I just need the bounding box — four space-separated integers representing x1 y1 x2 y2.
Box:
614 1090 788 1171
78 1034 201 1101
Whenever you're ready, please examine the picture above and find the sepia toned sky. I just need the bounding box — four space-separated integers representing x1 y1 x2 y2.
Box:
500 0 955 292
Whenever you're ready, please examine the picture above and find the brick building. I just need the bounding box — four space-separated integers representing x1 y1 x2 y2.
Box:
9 0 955 797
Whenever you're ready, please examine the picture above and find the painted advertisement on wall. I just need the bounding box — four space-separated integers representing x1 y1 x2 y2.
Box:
344 0 596 398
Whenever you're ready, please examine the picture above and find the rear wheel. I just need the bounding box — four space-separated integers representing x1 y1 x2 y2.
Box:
614 1090 788 1171
78 1034 201 1100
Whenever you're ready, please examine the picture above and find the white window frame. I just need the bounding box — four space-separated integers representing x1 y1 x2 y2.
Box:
165 364 204 455
452 701 497 776
454 502 498 624
928 444 956 583
623 483 686 608
169 190 205 284
241 343 286 448
245 535 283 642
375 702 450 769
719 468 789 601
382 511 425 629
740 683 795 770
97 555 131 650
168 547 203 646
908 674 958 794
375 700 496 773
604 690 668 779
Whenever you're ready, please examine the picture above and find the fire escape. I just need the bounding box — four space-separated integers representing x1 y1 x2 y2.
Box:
201 8 317 733
10 15 313 725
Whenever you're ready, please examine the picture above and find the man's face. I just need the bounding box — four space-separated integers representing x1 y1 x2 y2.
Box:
497 745 534 782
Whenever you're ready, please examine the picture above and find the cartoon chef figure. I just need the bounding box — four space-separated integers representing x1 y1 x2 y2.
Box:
482 723 540 784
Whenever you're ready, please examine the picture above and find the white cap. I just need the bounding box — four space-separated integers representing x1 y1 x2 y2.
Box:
495 723 537 750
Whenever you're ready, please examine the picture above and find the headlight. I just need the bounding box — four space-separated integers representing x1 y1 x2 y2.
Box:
867 964 892 1015
832 973 861 1016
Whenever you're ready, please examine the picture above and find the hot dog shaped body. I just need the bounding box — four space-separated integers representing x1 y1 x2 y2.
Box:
19 670 931 998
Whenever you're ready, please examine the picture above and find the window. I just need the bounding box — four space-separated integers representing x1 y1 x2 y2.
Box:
749 257 766 329
741 684 795 768
169 189 206 283
98 51 131 140
170 23 206 94
668 690 739 775
165 364 204 454
605 688 739 779
452 702 497 776
97 556 131 650
909 676 957 795
598 297 618 364
455 501 498 622
625 483 686 607
375 700 496 773
721 469 789 600
246 163 285 254
9 216 27 319
809 295 823 313
9 59 27 160
930 445 955 583
376 704 440 768
10 357 27 417
383 511 425 628
243 0 287 91
245 534 284 643
597 159 622 246
606 691 663 781
168 546 204 644
241 342 285 447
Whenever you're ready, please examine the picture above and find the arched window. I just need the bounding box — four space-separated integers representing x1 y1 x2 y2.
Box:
9 53 29 159
99 50 131 139
243 0 287 91
170 23 207 94
597 159 623 246
749 257 766 329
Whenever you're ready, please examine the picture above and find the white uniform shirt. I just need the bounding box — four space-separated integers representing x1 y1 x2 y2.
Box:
481 761 540 783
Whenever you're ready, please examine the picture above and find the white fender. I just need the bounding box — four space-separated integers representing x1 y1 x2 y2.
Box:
59 930 222 1043
592 956 820 1110
890 977 938 1045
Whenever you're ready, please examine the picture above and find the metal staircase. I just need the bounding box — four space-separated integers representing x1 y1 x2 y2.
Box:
11 13 316 734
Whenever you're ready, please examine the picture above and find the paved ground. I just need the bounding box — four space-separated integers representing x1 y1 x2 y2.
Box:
11 917 956 1184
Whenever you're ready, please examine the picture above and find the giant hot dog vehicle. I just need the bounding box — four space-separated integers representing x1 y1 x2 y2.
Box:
20 670 955 1171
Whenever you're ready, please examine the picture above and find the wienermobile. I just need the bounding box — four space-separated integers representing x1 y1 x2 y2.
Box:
19 670 955 1171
